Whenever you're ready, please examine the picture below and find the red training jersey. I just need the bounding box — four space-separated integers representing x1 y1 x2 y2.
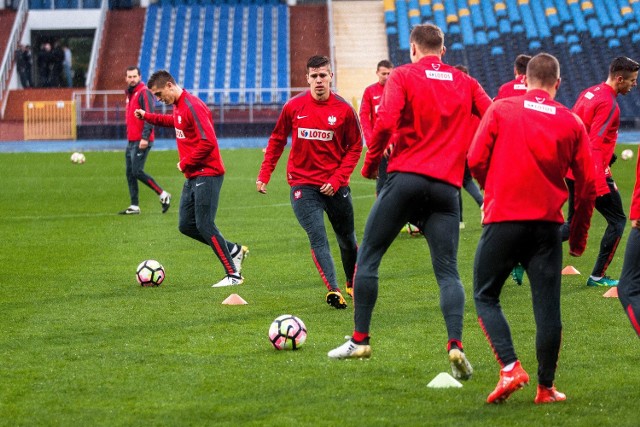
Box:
494 75 527 100
365 55 492 187
630 149 640 219
143 90 225 179
125 82 155 142
258 90 363 190
359 82 385 145
571 82 620 196
468 89 597 255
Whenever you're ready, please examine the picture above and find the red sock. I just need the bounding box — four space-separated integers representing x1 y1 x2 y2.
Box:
352 331 369 343
447 339 463 352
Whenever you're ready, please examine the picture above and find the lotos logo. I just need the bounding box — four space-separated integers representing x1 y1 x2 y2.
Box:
328 115 336 126
175 128 186 139
298 127 334 141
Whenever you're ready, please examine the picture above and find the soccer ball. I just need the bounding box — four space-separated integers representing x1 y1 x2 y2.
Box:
136 259 165 287
268 315 307 350
621 149 634 161
70 152 86 164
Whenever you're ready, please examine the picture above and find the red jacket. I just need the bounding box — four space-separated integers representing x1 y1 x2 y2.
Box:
258 90 363 190
365 55 492 187
125 82 155 142
494 75 527 100
143 90 225 179
468 89 597 255
571 82 620 196
359 82 385 145
630 149 640 219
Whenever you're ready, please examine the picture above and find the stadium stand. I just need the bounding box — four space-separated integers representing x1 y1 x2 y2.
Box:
385 0 640 118
138 3 289 105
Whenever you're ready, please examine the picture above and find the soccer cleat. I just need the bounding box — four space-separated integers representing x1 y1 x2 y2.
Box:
118 205 140 215
487 361 530 404
534 385 567 404
345 281 354 298
211 274 244 288
326 290 347 309
511 264 525 286
586 276 618 287
160 191 171 213
327 338 371 359
231 245 249 274
459 222 466 230
449 348 473 380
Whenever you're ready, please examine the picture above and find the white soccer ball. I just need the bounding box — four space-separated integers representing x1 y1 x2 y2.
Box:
621 149 634 161
70 152 86 164
268 315 307 350
136 259 165 287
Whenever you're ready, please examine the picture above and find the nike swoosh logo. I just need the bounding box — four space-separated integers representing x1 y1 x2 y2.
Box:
297 115 308 119
196 182 205 187
343 193 348 197
373 96 381 99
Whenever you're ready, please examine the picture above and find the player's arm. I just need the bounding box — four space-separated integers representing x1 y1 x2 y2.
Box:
629 148 640 228
567 119 597 256
358 88 373 145
467 104 498 189
326 109 364 192
257 103 292 194
471 79 493 119
586 101 615 195
363 74 403 179
136 109 175 127
138 89 155 147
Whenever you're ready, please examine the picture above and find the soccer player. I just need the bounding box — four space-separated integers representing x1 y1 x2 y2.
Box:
494 54 531 100
618 146 640 337
565 56 639 287
256 55 363 307
468 53 597 404
134 70 248 288
328 24 491 382
359 59 393 195
119 66 171 215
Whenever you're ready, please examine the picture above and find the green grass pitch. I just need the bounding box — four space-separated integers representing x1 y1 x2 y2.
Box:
1 146 638 426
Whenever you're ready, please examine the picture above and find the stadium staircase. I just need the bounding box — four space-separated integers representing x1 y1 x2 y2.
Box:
0 10 17 65
384 0 640 119
332 1 389 110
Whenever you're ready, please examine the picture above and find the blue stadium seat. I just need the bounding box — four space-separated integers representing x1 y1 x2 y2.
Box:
608 38 621 48
214 6 229 104
182 5 200 90
138 5 158 79
491 45 504 55
229 6 244 103
569 44 582 54
168 6 187 79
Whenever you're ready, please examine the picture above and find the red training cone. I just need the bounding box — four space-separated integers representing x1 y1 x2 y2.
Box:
561 265 580 275
602 287 618 298
222 294 248 305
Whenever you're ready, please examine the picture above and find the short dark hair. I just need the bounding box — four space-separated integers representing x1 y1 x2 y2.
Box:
377 60 394 70
514 54 532 75
454 64 469 75
306 55 331 72
526 53 560 87
609 56 640 79
126 66 141 75
410 24 444 53
147 70 176 89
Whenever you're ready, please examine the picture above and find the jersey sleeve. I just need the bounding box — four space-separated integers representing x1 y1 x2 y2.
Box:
567 118 597 256
327 107 364 189
257 102 292 184
364 73 404 178
467 103 499 189
586 99 617 196
139 89 155 140
143 112 174 128
359 87 374 145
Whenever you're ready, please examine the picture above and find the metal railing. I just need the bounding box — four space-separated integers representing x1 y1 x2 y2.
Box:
0 0 28 119
72 87 308 125
84 0 109 92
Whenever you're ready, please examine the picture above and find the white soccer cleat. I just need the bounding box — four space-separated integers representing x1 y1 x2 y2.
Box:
327 339 371 359
449 348 473 380
160 191 171 213
211 274 244 288
118 205 140 215
232 245 249 274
